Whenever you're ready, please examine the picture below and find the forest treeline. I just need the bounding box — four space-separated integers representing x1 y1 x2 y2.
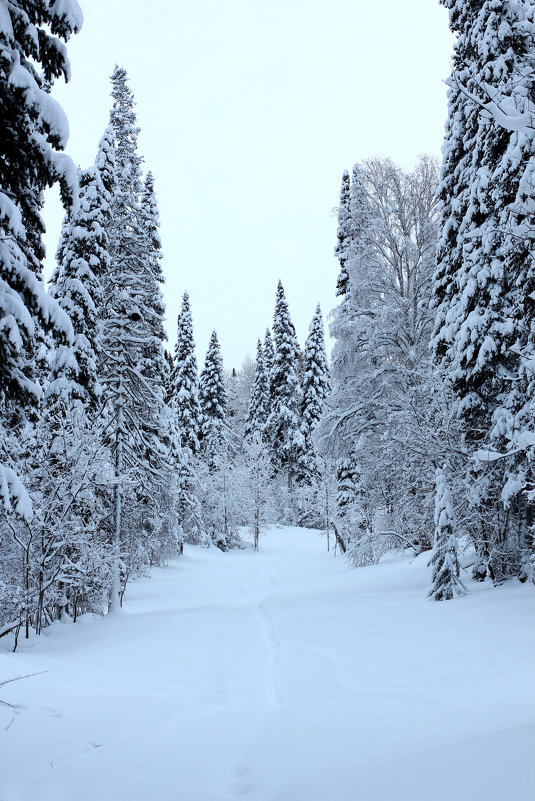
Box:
1 0 535 645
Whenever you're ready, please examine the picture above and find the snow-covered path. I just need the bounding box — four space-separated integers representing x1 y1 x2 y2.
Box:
2 526 534 801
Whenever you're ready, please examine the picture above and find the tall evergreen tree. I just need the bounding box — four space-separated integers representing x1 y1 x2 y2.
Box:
199 330 227 462
432 0 535 581
301 304 330 450
335 170 352 297
101 67 170 608
263 328 275 417
0 0 82 510
138 171 167 382
266 281 305 509
245 339 270 442
169 292 201 454
35 128 117 624
49 128 116 407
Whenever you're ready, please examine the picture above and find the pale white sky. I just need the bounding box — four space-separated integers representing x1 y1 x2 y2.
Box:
43 0 454 370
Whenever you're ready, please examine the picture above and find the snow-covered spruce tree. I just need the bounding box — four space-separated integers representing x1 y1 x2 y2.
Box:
199 330 227 465
169 292 202 455
245 339 270 442
301 304 330 454
134 170 175 564
432 0 535 582
320 156 441 558
29 130 118 629
294 304 331 523
139 171 167 382
102 66 171 608
163 348 174 401
1 125 117 638
266 281 305 519
0 1 82 517
263 328 274 408
199 335 252 550
0 2 83 637
334 169 352 298
50 130 117 407
328 163 369 358
429 467 467 601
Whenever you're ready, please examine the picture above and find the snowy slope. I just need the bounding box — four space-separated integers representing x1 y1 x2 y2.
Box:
1 526 534 801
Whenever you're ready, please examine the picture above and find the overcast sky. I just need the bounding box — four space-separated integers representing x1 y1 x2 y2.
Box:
43 0 454 370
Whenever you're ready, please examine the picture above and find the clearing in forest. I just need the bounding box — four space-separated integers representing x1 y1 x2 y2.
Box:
1 526 534 801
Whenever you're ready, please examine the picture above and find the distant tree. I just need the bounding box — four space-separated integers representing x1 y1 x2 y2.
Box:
35 129 117 626
263 328 275 410
428 467 467 601
245 339 270 442
199 330 227 467
49 128 116 407
138 171 167 381
334 169 352 297
301 304 330 452
266 281 305 517
244 432 275 550
169 292 201 454
176 451 207 547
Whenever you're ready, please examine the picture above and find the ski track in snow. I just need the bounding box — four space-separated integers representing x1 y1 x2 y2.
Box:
1 526 535 801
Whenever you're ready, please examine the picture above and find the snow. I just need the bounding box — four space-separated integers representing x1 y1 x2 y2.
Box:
0 192 24 238
0 3 13 38
49 0 84 34
1 526 534 801
0 465 33 521
8 54 71 148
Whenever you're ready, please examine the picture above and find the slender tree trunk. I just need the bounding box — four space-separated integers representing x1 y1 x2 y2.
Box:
110 333 125 612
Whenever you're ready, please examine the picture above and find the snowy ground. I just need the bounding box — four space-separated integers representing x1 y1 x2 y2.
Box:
1 526 534 801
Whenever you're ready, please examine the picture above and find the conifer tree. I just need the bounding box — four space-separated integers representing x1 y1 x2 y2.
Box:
49 129 116 407
245 339 270 442
138 171 167 382
301 304 330 450
432 0 535 581
176 451 206 546
335 452 370 561
109 64 142 200
163 349 174 397
102 67 170 607
199 330 227 463
35 129 117 624
428 468 467 601
335 170 352 297
0 0 82 510
169 292 201 454
336 453 360 517
263 328 275 417
266 281 305 511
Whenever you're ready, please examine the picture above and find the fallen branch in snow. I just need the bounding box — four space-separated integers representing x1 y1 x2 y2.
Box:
0 619 24 640
0 671 47 709
330 521 347 554
372 530 422 554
